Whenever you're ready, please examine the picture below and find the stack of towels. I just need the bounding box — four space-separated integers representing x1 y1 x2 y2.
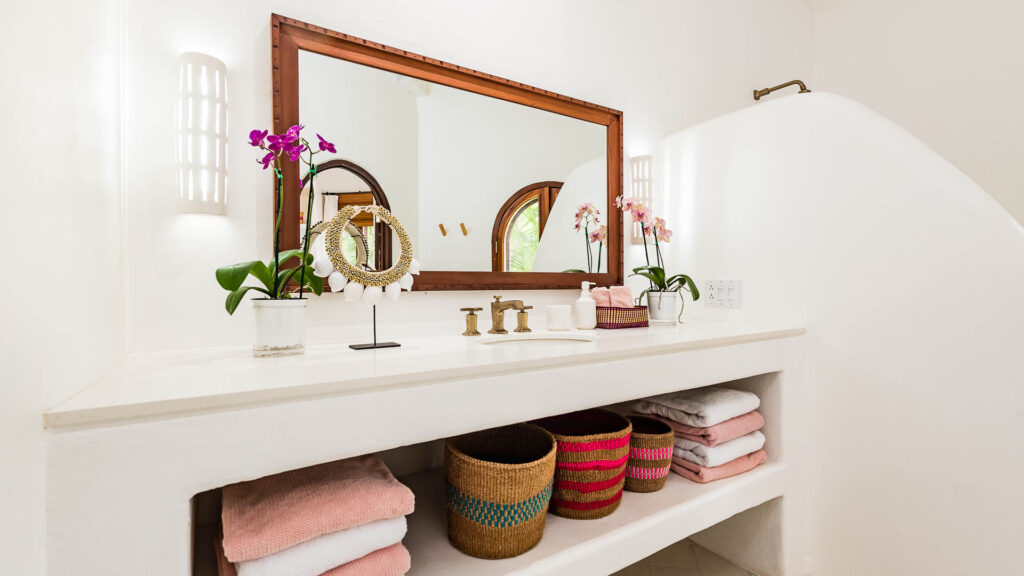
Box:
216 455 415 576
634 386 767 483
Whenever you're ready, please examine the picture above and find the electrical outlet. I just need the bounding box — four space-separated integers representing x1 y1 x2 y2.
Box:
704 278 742 308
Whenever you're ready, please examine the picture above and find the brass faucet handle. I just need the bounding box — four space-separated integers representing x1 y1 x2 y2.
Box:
493 295 502 302
460 307 482 336
515 305 533 333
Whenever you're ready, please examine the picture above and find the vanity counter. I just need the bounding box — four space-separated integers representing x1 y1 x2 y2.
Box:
44 320 808 576
45 321 803 429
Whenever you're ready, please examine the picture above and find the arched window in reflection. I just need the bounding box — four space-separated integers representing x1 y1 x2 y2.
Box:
491 181 562 272
300 159 392 270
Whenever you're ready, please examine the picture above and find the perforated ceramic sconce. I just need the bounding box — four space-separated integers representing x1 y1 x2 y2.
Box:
176 52 228 215
630 155 653 245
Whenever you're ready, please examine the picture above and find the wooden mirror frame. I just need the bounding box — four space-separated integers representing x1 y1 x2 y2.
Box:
272 14 623 291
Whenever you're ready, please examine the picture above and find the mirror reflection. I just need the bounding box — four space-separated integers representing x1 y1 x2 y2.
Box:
298 50 608 273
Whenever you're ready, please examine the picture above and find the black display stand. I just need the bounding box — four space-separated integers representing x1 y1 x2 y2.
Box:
349 305 400 350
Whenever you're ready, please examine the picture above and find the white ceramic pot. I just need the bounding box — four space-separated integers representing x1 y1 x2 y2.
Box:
252 298 308 357
646 291 680 325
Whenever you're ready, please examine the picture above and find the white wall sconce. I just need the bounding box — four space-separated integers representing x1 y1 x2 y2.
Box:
176 52 228 214
630 155 654 245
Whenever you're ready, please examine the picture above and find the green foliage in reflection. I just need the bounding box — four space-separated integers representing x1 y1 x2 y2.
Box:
508 202 540 272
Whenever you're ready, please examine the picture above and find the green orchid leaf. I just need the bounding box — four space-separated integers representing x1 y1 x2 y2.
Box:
666 274 700 300
267 250 313 277
225 285 271 315
562 269 588 274
305 269 323 295
216 260 261 291
276 266 302 297
632 265 667 288
250 261 274 292
630 271 667 290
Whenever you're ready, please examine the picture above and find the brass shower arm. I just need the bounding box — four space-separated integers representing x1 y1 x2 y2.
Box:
753 79 811 101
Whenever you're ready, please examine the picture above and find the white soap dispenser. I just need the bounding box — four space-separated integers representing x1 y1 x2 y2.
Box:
575 281 597 330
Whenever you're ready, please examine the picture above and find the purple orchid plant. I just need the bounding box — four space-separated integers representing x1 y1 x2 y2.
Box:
215 125 337 314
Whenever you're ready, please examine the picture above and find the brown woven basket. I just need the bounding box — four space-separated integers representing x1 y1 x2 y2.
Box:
533 409 632 519
444 423 557 559
624 415 675 492
596 306 649 329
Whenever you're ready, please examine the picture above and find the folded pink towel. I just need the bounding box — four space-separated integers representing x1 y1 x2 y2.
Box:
321 544 410 576
217 538 411 576
222 455 415 562
592 287 611 306
609 286 633 307
670 449 767 483
637 411 765 447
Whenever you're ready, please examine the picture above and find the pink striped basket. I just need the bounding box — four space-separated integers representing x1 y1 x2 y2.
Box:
533 409 632 519
624 415 674 492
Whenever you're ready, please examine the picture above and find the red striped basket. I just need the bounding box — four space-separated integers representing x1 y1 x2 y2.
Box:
533 409 632 519
596 306 649 329
624 415 674 492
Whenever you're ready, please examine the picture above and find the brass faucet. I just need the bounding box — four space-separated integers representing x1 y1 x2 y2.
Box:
489 295 526 334
753 79 811 101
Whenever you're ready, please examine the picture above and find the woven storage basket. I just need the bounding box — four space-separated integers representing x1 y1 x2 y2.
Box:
533 409 632 519
624 415 674 492
444 423 557 559
596 306 649 329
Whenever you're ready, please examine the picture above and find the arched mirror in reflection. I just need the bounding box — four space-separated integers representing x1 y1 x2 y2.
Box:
300 159 392 271
492 182 562 272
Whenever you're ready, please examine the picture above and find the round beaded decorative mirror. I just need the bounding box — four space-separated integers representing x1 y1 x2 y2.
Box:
312 205 419 303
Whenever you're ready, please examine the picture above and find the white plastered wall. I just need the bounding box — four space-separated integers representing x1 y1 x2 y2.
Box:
811 0 1024 224
662 93 1024 576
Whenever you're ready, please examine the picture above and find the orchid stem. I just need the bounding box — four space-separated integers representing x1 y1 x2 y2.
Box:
641 225 654 290
272 169 283 298
298 163 317 299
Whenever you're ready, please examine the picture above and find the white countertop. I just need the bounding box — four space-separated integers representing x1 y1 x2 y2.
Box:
44 321 804 429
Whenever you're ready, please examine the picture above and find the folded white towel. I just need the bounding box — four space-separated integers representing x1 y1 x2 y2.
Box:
634 386 760 428
674 430 766 468
236 516 407 576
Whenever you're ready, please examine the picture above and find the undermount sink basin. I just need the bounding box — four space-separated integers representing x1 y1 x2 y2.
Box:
478 332 596 346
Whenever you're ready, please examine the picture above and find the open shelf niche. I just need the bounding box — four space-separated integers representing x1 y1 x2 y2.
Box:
192 373 783 576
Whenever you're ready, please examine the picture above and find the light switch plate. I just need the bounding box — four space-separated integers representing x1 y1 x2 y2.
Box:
705 278 742 308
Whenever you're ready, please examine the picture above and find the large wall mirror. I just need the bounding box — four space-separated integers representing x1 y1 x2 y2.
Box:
272 15 622 290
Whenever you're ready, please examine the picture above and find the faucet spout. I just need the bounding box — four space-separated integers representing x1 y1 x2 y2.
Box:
753 79 811 101
489 296 526 334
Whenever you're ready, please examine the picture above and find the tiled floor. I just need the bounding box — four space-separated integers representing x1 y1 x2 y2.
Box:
611 539 758 576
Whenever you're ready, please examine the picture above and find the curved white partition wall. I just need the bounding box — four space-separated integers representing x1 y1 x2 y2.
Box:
661 93 1024 575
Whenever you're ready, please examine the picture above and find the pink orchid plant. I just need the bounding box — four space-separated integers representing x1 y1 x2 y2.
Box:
614 195 699 304
572 203 604 273
216 125 337 314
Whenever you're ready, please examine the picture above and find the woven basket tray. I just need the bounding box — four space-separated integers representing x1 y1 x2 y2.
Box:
624 415 674 493
596 306 649 329
533 409 632 519
444 423 557 559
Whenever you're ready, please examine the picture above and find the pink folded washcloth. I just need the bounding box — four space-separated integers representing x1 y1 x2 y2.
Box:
637 411 765 447
217 537 411 576
592 287 611 306
670 449 767 483
609 286 633 307
222 455 415 562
